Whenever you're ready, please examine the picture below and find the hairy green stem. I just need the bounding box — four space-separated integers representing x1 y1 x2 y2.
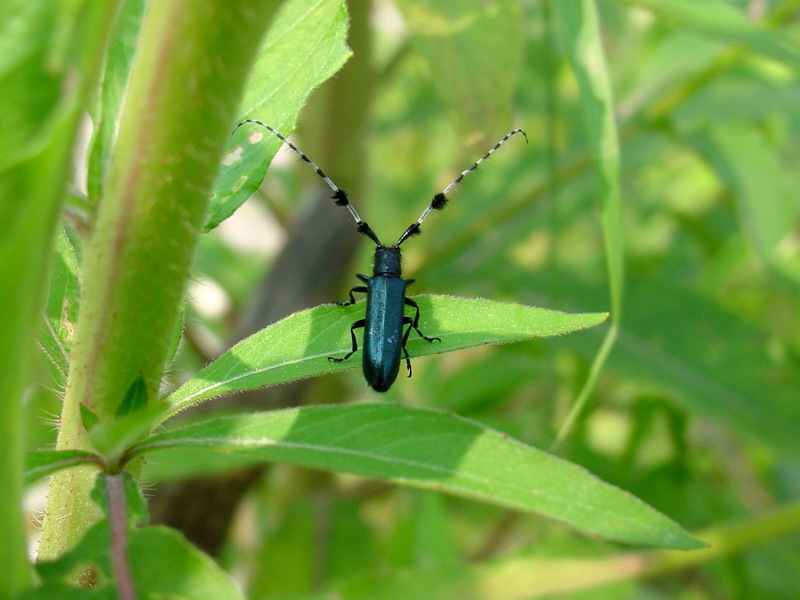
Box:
39 0 281 561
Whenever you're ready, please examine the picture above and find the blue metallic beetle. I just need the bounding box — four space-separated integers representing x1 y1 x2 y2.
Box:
236 120 526 391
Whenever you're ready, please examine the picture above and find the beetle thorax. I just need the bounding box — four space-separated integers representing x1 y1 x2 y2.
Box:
372 246 402 277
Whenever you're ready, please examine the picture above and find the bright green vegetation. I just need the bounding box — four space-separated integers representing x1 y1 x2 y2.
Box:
3 0 800 598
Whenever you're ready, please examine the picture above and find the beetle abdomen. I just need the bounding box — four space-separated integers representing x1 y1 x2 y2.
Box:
362 276 407 391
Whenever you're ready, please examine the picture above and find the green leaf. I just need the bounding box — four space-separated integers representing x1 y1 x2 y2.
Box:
687 124 796 270
28 522 244 600
88 401 171 463
86 0 147 205
80 405 101 432
25 450 100 485
556 0 622 310
18 585 115 600
128 527 246 600
0 0 123 589
393 0 523 133
164 295 608 417
38 227 79 384
205 0 350 230
609 276 800 456
30 520 112 596
615 0 800 68
553 0 623 446
116 374 148 417
130 404 701 549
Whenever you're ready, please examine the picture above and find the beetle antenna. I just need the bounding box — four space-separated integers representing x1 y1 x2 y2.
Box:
235 119 382 246
396 129 528 246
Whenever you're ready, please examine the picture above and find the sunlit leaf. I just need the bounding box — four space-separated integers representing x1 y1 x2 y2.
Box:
164 296 608 417
131 404 701 549
205 0 350 230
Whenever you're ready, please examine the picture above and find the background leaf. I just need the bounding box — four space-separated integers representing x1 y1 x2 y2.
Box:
127 527 245 600
608 276 800 457
27 523 244 600
552 0 623 447
85 0 146 206
687 123 797 270
615 0 800 67
38 227 80 384
393 0 523 135
115 375 148 417
131 404 700 549
205 0 351 230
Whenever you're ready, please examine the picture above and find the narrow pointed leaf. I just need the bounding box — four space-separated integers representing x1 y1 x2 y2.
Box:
130 404 701 549
86 0 147 204
164 295 608 417
89 401 171 461
554 0 623 445
615 0 800 67
25 450 100 485
688 124 795 269
206 0 350 230
116 374 148 416
38 227 79 384
80 405 101 432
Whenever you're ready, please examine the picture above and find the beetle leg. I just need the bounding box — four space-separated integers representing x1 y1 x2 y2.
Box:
328 319 366 362
401 316 414 377
333 285 368 306
404 297 441 343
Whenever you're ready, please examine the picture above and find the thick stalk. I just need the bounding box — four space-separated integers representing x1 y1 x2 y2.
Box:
39 0 281 560
149 0 374 557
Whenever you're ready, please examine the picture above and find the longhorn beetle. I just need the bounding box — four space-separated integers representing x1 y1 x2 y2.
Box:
235 120 527 391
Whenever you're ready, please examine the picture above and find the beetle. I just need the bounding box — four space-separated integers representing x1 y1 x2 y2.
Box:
235 120 526 391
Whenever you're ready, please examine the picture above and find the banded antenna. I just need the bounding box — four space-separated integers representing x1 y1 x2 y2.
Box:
395 129 528 246
234 119 382 246
234 120 527 248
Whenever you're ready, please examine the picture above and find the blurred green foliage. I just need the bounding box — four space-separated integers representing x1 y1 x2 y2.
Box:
15 0 800 598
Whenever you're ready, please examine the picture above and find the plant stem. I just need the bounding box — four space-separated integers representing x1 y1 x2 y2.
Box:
106 474 135 600
38 0 282 561
643 502 800 577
